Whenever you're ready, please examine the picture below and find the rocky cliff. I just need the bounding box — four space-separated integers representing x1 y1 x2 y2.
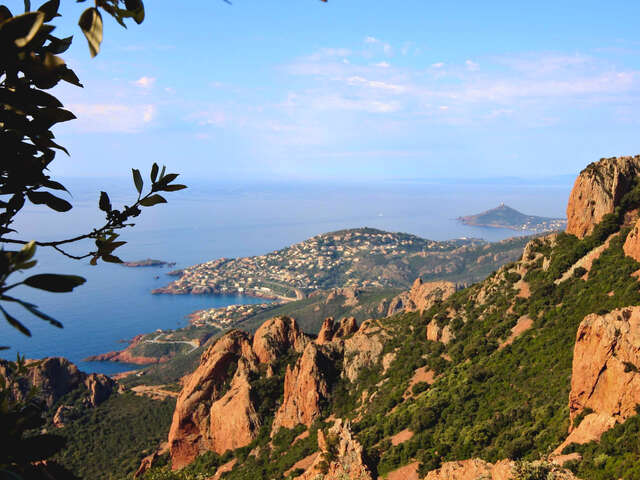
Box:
566 155 640 238
0 357 116 409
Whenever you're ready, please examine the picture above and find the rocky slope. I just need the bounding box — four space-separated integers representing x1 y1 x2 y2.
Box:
134 155 640 480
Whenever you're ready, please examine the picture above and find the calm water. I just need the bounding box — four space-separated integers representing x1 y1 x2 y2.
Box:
0 177 572 373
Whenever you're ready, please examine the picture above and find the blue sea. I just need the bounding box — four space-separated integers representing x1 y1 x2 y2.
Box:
0 176 573 373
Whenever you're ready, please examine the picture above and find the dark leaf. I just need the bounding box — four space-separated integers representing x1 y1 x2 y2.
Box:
1 11 45 47
24 0 31 13
60 66 83 87
41 179 68 191
24 274 86 292
78 7 102 57
0 6 13 22
124 0 144 24
98 191 111 212
159 173 179 185
26 191 72 212
132 168 143 194
2 295 63 328
102 254 123 264
37 0 60 21
150 163 159 182
162 184 187 192
139 194 167 207
0 306 31 337
47 34 73 54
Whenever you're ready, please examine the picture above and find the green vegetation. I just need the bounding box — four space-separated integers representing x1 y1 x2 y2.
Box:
565 411 640 480
52 392 175 480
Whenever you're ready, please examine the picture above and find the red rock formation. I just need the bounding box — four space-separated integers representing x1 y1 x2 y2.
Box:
343 320 386 382
387 278 456 316
335 317 358 339
623 217 640 263
424 459 578 480
317 317 359 345
316 317 336 345
252 316 306 364
294 419 373 480
272 343 330 434
168 330 258 469
208 359 261 454
552 307 640 455
566 156 640 239
568 307 640 427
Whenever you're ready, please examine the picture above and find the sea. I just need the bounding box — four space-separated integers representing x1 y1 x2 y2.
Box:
0 176 573 374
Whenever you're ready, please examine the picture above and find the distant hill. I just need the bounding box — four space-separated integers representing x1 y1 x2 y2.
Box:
458 203 566 232
153 227 533 299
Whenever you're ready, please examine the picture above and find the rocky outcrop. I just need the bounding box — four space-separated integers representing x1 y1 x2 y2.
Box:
325 287 362 306
343 320 386 382
387 279 456 316
294 419 373 480
168 330 258 469
623 217 640 263
272 342 332 434
208 358 261 454
252 316 306 364
53 405 77 428
317 317 359 345
553 307 640 454
426 320 455 344
566 155 640 238
568 307 640 426
424 459 579 480
0 357 116 409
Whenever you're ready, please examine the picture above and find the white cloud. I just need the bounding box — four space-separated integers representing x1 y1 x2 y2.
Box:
465 60 479 71
374 61 390 68
431 62 444 68
365 36 378 44
134 76 156 88
69 103 156 133
346 76 405 93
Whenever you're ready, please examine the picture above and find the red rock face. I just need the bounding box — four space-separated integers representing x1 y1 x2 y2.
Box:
423 459 578 480
387 278 456 316
252 316 306 364
566 156 640 239
316 317 336 345
208 359 261 454
623 217 640 263
272 342 331 434
568 307 640 428
168 330 259 469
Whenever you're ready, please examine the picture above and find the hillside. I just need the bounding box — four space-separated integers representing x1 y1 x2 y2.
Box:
458 204 566 232
153 228 532 299
130 155 640 480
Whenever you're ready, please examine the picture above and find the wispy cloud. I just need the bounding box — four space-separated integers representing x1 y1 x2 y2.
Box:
133 76 156 89
69 103 156 133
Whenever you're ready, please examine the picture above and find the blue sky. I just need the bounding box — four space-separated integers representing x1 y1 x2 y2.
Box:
40 0 640 181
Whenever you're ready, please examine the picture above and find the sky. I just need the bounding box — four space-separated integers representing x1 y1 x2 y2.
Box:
34 0 640 182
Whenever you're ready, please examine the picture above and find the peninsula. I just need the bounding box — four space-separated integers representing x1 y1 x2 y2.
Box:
153 227 532 299
122 259 176 268
457 203 566 232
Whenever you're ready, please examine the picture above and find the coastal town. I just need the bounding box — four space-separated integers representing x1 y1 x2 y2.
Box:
153 228 486 301
187 302 277 329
